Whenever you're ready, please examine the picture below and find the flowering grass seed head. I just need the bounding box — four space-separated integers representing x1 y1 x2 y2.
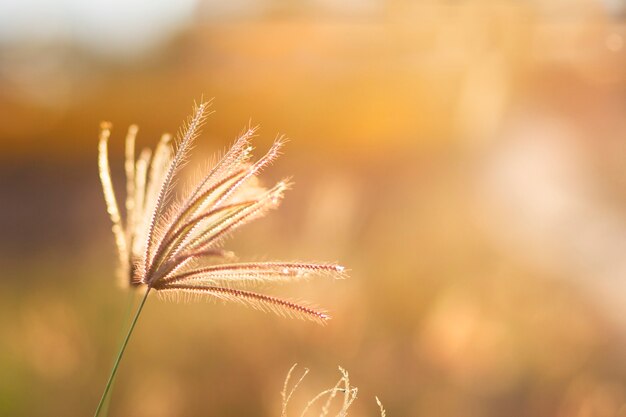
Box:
98 101 346 323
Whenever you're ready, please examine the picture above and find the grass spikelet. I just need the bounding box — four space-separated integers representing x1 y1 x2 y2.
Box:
144 101 211 275
98 122 129 284
280 365 385 417
282 364 310 417
156 284 331 324
376 397 386 417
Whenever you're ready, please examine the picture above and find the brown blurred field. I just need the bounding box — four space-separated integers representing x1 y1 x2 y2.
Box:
1 1 626 416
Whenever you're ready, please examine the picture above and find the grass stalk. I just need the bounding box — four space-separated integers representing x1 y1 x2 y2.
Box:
93 287 151 417
100 290 140 417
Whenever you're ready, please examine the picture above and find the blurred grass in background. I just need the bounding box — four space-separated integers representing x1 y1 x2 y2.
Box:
1 0 626 416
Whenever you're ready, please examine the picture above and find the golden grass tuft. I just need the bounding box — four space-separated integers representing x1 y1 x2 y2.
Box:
281 365 386 417
98 100 345 322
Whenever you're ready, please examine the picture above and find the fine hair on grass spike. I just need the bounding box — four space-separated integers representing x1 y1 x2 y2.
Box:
93 100 346 417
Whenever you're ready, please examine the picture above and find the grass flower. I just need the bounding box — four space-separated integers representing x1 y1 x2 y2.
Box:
94 100 346 416
281 365 386 417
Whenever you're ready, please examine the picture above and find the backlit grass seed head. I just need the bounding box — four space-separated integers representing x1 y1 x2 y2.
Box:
281 365 386 417
98 101 346 323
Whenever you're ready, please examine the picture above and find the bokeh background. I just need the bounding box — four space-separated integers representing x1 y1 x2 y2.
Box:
1 0 626 416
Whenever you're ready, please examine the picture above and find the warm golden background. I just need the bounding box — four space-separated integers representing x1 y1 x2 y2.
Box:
1 0 626 416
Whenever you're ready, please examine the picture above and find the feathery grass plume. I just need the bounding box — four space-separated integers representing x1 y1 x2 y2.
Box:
281 365 386 417
94 100 346 417
98 100 345 321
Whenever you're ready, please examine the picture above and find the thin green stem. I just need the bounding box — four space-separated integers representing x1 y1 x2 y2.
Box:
100 290 139 417
93 287 151 417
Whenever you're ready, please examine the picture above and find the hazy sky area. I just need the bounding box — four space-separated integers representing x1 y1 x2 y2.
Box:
0 0 199 57
0 0 623 57
0 0 389 58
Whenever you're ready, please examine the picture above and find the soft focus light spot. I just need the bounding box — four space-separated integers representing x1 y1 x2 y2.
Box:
606 33 624 52
559 378 626 417
475 117 626 327
416 290 515 391
11 300 89 380
123 372 186 417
